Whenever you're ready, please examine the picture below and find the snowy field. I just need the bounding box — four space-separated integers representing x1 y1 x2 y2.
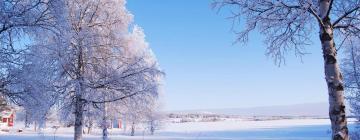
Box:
0 118 356 140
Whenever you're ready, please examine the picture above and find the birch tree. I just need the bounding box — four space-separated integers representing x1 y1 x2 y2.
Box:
123 97 149 136
0 0 60 71
213 0 360 139
6 43 63 129
0 0 62 106
144 99 164 135
341 40 360 139
341 39 360 140
342 41 360 121
50 0 163 140
0 1 163 140
0 0 57 35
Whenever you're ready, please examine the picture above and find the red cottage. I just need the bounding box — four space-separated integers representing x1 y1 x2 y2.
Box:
0 108 15 127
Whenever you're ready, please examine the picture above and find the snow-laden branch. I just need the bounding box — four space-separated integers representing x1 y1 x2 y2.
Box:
213 0 316 65
333 4 360 27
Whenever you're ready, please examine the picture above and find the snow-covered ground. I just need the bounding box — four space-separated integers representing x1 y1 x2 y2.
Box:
0 118 356 140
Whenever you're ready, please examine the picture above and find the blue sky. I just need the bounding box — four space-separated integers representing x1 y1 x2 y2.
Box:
127 0 328 111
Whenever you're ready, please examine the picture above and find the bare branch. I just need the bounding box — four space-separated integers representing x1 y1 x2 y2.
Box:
333 5 360 27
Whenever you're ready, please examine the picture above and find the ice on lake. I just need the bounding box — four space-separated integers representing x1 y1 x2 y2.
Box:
0 118 357 140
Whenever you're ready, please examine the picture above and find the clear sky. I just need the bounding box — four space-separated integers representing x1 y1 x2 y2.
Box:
127 0 329 111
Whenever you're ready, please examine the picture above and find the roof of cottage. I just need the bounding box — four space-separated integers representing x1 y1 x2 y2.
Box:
0 109 14 118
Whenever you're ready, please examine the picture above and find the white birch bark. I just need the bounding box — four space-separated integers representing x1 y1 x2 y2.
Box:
102 96 108 140
319 0 349 139
74 44 85 140
74 79 85 140
131 122 135 136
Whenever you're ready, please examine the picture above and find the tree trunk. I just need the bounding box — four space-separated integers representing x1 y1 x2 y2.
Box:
130 122 135 136
319 0 349 139
87 120 93 134
102 126 108 140
74 41 85 140
150 120 155 135
25 111 30 128
34 121 37 132
74 79 85 140
150 125 155 135
102 94 109 140
74 96 84 140
102 113 108 140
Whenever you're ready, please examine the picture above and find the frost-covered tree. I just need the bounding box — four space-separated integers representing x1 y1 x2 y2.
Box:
341 40 360 128
0 0 60 74
0 0 57 35
43 0 164 140
341 39 360 139
0 1 163 140
144 101 164 135
6 44 63 129
214 0 360 139
342 42 360 116
82 106 97 134
0 95 7 111
0 0 62 107
123 98 147 136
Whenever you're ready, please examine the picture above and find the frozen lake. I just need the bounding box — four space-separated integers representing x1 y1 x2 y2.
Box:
0 119 357 140
154 118 356 140
155 125 334 140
